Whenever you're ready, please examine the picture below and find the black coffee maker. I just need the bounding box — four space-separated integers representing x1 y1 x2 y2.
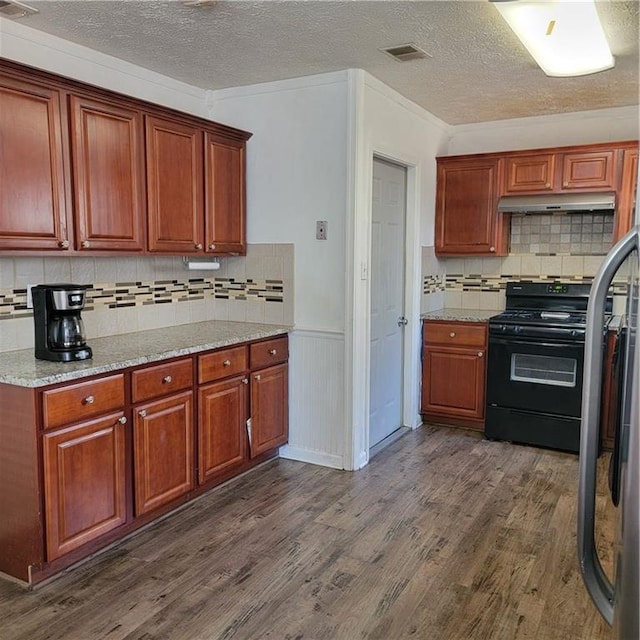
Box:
32 284 93 362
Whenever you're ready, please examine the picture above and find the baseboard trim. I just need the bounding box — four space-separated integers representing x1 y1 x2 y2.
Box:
279 445 344 469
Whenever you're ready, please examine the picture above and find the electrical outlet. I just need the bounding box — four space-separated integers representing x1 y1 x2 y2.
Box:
26 284 35 309
316 220 328 240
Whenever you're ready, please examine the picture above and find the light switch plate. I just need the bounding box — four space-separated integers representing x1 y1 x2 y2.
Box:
316 220 328 240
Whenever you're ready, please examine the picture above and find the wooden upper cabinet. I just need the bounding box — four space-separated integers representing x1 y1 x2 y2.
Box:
0 76 70 251
205 134 246 255
615 147 639 242
69 96 146 252
504 154 556 193
504 148 617 194
435 156 507 256
559 149 617 191
146 115 204 253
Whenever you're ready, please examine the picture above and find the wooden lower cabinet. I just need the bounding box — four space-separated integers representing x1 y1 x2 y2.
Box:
42 412 127 561
249 362 289 457
0 333 288 585
198 375 248 484
421 320 487 430
133 391 194 516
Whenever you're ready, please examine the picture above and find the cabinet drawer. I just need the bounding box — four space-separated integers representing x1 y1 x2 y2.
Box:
250 336 289 369
131 358 193 403
42 374 125 430
199 346 247 384
424 322 487 348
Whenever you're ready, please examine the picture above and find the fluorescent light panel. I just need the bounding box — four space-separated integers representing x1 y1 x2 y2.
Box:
493 0 614 77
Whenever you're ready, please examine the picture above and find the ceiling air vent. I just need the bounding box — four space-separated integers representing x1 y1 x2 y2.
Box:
0 0 38 17
381 43 431 62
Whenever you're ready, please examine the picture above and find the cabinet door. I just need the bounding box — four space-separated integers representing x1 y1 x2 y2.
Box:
435 157 506 256
249 363 288 457
560 150 616 191
615 147 639 242
421 346 486 425
146 115 204 253
133 391 194 515
0 76 70 250
198 376 248 484
69 95 146 252
504 154 556 193
204 134 246 255
43 412 127 561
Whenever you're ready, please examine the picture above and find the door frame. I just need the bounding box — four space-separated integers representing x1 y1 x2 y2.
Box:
344 93 423 469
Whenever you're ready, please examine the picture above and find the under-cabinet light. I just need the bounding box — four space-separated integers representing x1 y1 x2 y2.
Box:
492 0 614 77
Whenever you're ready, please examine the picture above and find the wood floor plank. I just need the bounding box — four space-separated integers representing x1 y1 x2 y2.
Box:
0 425 616 640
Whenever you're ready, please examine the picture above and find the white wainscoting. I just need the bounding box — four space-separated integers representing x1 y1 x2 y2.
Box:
279 328 346 469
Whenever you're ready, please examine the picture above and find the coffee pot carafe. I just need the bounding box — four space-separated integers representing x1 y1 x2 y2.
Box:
32 284 92 362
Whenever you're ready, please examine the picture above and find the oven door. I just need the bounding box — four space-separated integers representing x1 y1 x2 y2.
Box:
487 335 584 417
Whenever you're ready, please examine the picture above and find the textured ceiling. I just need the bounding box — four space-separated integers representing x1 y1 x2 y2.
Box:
12 0 640 125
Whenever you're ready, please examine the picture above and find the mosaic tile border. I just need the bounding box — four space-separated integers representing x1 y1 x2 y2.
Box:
0 277 284 321
424 274 628 296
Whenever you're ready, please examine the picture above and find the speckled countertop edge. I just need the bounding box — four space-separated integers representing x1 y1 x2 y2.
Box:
421 308 501 323
0 321 291 388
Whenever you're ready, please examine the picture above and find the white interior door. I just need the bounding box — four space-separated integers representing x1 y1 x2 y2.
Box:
369 158 406 447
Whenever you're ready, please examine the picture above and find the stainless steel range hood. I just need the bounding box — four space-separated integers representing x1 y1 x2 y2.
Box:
497 192 615 214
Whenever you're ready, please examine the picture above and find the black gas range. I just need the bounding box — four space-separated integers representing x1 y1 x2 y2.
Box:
485 281 611 453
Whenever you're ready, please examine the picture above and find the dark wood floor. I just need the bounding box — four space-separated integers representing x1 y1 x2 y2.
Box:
0 425 615 640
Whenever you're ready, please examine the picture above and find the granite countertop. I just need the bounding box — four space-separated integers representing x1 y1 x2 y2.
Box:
0 321 291 388
421 308 501 323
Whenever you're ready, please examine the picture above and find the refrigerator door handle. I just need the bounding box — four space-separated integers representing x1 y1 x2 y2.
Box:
579 227 639 625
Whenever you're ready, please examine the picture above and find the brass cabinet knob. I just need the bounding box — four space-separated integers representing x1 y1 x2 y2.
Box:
223 359 231 367
162 375 172 384
58 239 70 249
139 409 147 418
81 240 90 248
545 182 552 189
117 416 127 424
489 246 496 253
242 378 248 385
563 182 569 188
269 349 277 356
195 243 203 250
83 395 95 405
449 332 456 338
255 374 261 381
478 351 484 358
209 243 216 250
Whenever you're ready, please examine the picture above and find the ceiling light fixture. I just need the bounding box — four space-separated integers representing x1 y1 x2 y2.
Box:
491 0 615 77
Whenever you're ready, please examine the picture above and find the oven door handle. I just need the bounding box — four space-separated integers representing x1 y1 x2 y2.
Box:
579 226 639 625
488 336 583 349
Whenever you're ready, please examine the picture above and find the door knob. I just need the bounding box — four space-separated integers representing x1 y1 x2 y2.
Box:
397 316 408 327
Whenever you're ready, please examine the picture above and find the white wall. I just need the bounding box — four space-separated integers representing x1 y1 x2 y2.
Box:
208 72 349 332
0 18 208 117
448 105 639 155
345 71 451 469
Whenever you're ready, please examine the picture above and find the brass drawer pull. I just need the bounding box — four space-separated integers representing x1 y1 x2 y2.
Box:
195 243 203 250
58 239 70 248
139 409 147 418
83 395 95 405
162 375 172 384
223 359 231 367
254 374 261 381
478 351 484 358
269 349 277 356
242 378 248 385
449 332 456 338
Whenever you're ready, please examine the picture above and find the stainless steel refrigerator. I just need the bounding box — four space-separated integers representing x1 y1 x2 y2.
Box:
579 205 639 636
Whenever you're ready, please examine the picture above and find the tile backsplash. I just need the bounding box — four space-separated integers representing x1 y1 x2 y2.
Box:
510 212 613 255
0 244 294 353
422 246 628 313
